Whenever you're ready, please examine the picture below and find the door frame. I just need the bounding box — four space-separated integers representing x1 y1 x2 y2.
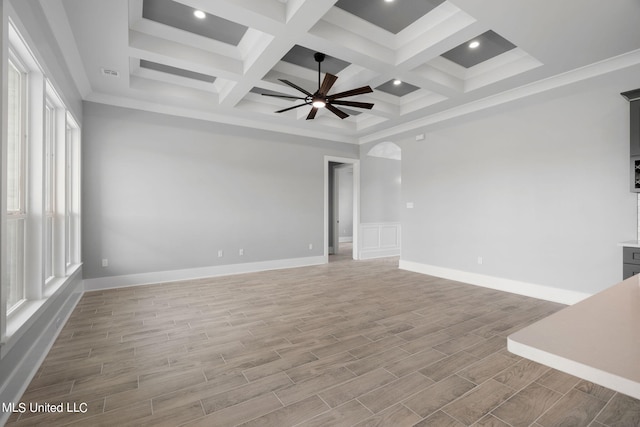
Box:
324 156 360 262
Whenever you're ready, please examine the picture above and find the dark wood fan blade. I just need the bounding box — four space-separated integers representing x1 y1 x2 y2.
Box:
326 104 349 119
330 100 374 109
278 79 312 96
327 85 373 100
261 93 307 100
275 102 310 113
306 107 318 120
319 73 338 96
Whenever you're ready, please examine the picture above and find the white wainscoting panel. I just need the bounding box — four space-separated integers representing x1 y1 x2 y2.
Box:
359 223 401 260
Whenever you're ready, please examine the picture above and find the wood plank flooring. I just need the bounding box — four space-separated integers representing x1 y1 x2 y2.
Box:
7 255 640 426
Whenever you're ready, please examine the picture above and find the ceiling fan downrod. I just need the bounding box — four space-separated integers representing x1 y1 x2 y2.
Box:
314 52 325 90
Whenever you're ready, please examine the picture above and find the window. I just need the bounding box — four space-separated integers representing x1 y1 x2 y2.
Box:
6 56 27 313
2 20 82 344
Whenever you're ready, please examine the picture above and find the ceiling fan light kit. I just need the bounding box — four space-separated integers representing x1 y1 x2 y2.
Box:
262 52 374 120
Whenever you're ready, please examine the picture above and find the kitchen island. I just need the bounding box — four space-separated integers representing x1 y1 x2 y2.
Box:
507 274 640 399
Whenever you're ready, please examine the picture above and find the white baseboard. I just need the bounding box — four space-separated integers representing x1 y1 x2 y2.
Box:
399 260 591 305
84 256 327 291
339 236 353 243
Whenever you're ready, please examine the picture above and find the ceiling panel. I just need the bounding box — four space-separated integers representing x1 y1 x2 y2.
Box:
334 0 446 34
281 45 350 75
376 80 420 97
142 0 248 46
140 59 216 83
441 30 517 69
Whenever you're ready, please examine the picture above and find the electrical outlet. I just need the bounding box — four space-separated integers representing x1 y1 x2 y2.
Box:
218 250 223 258
239 249 244 256
102 259 108 267
477 256 483 265
309 243 313 250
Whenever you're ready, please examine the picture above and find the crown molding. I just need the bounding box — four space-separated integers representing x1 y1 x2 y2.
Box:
84 91 360 144
359 48 640 144
38 0 91 98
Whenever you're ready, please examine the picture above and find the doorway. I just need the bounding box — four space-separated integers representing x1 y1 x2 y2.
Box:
324 156 360 262
329 162 354 258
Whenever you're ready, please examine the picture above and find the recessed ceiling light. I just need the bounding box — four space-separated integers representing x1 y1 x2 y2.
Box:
393 79 402 85
469 40 480 49
193 10 206 19
384 0 394 2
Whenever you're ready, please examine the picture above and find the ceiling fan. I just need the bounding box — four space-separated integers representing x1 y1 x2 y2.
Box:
262 52 374 120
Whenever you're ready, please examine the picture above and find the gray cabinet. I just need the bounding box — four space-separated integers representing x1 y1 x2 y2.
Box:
623 246 640 279
622 89 640 192
630 101 640 156
630 102 640 191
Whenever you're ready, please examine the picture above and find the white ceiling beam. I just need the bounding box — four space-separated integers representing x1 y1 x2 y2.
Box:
218 0 339 108
130 18 241 60
129 30 243 80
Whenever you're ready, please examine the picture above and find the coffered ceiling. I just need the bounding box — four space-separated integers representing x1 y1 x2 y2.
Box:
44 0 640 143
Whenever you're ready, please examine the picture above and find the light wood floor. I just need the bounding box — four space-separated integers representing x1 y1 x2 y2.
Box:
7 255 640 426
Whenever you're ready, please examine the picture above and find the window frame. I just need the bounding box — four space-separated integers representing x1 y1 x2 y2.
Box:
43 91 59 285
64 113 81 272
6 51 28 314
2 10 82 354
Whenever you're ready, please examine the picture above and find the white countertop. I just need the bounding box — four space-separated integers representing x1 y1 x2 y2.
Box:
619 240 640 248
507 275 640 399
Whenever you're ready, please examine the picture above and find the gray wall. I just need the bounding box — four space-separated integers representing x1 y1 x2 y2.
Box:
399 65 639 295
82 102 358 279
360 144 402 223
